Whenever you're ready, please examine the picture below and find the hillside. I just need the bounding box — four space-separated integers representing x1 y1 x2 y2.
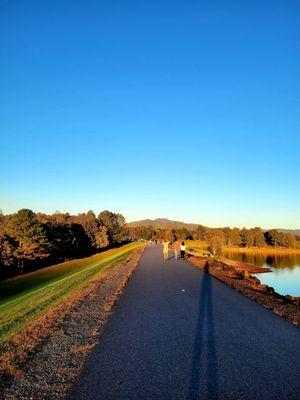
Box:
127 218 300 235
277 229 300 236
127 218 200 230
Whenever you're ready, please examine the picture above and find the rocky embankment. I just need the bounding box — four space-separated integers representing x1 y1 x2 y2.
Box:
188 255 300 327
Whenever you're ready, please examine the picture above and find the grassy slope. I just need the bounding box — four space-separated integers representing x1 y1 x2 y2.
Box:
0 242 143 344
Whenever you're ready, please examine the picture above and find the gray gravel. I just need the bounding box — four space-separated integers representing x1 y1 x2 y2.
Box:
2 249 143 400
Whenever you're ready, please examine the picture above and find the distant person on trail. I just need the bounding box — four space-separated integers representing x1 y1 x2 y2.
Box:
180 242 186 259
174 241 180 261
162 240 169 261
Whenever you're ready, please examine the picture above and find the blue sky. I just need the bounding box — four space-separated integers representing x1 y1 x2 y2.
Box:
1 0 299 228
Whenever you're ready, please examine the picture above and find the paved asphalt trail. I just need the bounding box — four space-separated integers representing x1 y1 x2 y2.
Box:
70 245 300 400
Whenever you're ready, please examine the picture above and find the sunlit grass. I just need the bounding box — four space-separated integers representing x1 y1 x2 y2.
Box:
0 242 143 344
185 240 209 251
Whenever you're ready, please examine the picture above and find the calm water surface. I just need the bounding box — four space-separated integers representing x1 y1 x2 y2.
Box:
222 251 300 297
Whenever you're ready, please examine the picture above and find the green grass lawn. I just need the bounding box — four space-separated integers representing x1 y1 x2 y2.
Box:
0 242 143 344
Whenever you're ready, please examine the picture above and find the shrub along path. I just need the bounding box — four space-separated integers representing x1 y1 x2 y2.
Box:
70 244 300 400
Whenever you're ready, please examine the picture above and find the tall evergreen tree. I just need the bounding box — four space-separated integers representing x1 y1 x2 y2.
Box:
5 209 50 268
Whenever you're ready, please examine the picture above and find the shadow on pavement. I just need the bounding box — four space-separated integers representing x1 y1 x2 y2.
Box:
187 266 218 400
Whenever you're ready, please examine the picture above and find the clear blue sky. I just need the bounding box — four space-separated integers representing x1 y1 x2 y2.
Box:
1 0 299 228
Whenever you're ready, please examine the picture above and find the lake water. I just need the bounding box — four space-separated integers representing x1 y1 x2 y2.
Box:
222 251 300 297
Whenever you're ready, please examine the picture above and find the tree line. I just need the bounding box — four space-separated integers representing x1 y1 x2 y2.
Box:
127 224 300 255
0 209 127 278
1 209 299 278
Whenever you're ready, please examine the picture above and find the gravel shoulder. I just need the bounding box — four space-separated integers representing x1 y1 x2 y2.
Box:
2 246 144 400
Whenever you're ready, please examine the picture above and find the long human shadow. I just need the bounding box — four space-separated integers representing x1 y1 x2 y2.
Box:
187 265 218 399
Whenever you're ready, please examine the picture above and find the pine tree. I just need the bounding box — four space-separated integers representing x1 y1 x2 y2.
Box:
5 209 50 264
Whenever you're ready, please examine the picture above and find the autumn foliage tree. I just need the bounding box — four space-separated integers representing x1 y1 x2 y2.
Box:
223 227 241 246
207 229 225 256
71 210 110 250
0 208 127 278
253 227 266 247
1 208 299 278
95 225 110 249
165 229 177 242
98 211 126 244
0 233 17 268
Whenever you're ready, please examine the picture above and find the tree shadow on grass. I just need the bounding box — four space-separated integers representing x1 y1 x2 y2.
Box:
187 266 219 400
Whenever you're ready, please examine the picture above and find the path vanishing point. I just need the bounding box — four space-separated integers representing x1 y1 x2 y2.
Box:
70 244 300 400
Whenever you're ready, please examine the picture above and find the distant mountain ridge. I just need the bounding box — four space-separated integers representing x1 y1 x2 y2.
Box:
127 218 199 230
127 218 300 234
277 229 300 235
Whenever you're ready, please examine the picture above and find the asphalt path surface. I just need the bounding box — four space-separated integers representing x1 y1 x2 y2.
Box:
70 245 300 400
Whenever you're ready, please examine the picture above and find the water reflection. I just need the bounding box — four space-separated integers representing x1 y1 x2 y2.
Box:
222 251 300 297
223 251 300 270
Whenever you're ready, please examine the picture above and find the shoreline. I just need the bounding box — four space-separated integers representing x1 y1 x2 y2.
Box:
186 241 300 255
187 253 300 327
223 246 300 254
220 256 271 273
186 250 271 274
